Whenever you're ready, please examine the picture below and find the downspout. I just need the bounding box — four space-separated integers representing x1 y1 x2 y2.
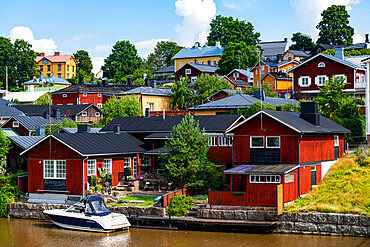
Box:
298 133 303 198
223 133 234 168
83 156 89 197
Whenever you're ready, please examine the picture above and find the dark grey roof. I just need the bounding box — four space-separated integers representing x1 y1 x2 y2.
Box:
154 65 175 74
51 84 140 94
188 63 218 73
262 72 292 80
101 115 243 133
230 79 248 87
287 50 309 56
144 146 169 155
0 128 24 136
144 132 171 139
0 107 25 118
224 164 298 175
190 94 299 110
258 40 288 57
8 136 44 150
59 127 102 134
0 98 16 106
2 115 71 131
172 45 223 59
14 104 100 117
121 87 172 96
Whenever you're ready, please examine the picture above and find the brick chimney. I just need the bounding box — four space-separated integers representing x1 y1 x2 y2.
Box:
54 52 60 56
40 53 45 56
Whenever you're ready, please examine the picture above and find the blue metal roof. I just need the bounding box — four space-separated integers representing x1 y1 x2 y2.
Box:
0 98 16 106
0 107 25 118
172 45 223 60
8 136 44 150
121 87 172 96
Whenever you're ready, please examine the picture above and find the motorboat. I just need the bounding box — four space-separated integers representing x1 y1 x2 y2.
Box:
43 196 131 233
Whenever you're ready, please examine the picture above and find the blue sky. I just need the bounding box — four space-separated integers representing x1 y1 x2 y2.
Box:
0 0 369 73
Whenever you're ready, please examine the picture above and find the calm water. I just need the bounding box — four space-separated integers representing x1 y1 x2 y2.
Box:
0 218 369 247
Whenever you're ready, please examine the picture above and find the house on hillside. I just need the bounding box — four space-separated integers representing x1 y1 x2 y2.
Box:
4 90 48 105
22 75 71 90
175 63 218 83
208 102 350 208
283 50 309 61
0 98 17 107
36 52 77 79
0 106 25 124
172 42 223 72
153 65 175 77
209 89 241 102
288 48 367 100
257 38 289 59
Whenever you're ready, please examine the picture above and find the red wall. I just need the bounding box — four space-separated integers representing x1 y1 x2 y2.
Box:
211 91 230 101
52 93 104 106
2 120 30 136
175 64 216 81
283 169 299 203
209 146 232 163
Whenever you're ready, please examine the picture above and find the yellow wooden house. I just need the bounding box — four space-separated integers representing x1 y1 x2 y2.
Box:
35 52 77 79
172 42 223 72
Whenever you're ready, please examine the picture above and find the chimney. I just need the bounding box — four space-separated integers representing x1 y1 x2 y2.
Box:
114 124 121 134
145 78 150 87
253 90 265 101
42 111 49 119
195 42 200 49
365 34 369 43
300 101 320 126
145 108 150 118
127 77 133 86
284 38 287 42
334 48 344 60
36 126 45 136
276 54 283 62
276 106 282 111
52 108 61 122
41 53 45 56
79 76 84 85
215 41 221 48
54 52 60 56
102 77 108 86
77 125 91 133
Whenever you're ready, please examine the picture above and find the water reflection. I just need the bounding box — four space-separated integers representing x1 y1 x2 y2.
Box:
1 218 369 247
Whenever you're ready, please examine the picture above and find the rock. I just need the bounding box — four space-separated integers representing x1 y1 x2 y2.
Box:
359 215 370 226
234 210 247 220
295 222 317 232
318 224 337 233
339 214 359 225
208 210 222 219
220 210 234 220
296 212 309 222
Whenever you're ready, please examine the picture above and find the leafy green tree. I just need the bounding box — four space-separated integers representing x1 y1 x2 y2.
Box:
146 41 182 72
170 77 194 110
207 15 260 47
101 40 142 79
73 50 93 75
0 130 11 174
100 95 142 125
34 93 51 105
316 5 354 45
45 119 78 135
0 37 38 90
323 48 370 56
217 42 259 75
290 32 315 51
193 74 233 105
132 68 153 85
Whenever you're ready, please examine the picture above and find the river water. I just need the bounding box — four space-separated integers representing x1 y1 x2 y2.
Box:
0 218 369 247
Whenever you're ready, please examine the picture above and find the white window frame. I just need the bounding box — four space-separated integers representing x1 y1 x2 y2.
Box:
98 93 102 97
12 121 19 127
63 94 67 98
43 160 66 179
149 103 154 111
228 136 233 146
250 175 281 183
233 72 239 78
133 157 137 176
104 159 112 174
334 74 347 84
266 136 280 148
191 76 197 83
97 103 102 108
87 160 96 176
83 93 87 97
318 62 325 67
179 61 183 68
298 76 311 87
218 136 228 146
95 112 101 117
315 75 328 86
311 166 316 171
185 69 191 74
250 136 264 148
261 66 265 74
144 156 150 166
124 157 131 168
201 60 205 64
208 136 218 146
285 174 294 183
82 111 87 117
334 135 339 147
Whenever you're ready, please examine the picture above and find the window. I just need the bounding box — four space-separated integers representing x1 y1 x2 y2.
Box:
208 60 211 65
82 111 87 117
87 160 96 176
73 66 75 72
251 137 264 148
124 157 131 168
83 93 87 97
299 76 311 87
58 64 61 71
285 174 294 183
218 136 228 146
228 136 233 146
58 73 61 78
334 74 347 84
255 70 257 75
194 59 199 64
67 74 69 79
98 93 102 97
318 62 325 67
315 75 327 86
185 69 191 74
261 66 265 74
47 65 51 71
191 77 197 83
47 73 51 77
201 60 205 64
311 166 316 171
208 136 217 146
67 65 70 71
97 103 102 108
133 157 137 175
213 59 217 66
149 103 154 111
12 121 19 127
266 137 280 148
179 61 183 68
250 175 280 183
233 72 239 78
104 159 112 174
144 156 150 166
42 59 48 64
70 59 73 64
44 160 66 179
40 65 43 72
95 112 101 117
63 94 67 98
189 61 193 64
334 135 339 147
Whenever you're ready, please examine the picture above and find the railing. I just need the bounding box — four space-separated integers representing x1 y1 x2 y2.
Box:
208 190 278 207
161 187 189 207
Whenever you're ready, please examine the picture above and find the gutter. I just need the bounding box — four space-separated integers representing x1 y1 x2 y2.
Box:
82 156 89 197
298 132 303 198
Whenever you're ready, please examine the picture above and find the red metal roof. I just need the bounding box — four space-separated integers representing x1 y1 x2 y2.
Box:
36 55 73 63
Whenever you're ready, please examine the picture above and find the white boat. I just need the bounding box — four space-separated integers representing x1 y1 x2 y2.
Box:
43 196 131 233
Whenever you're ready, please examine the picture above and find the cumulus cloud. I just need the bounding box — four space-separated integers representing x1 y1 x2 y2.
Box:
9 26 57 55
95 44 112 52
290 0 361 40
174 0 216 47
91 57 105 74
222 0 255 10
135 38 169 58
72 33 99 41
353 33 364 43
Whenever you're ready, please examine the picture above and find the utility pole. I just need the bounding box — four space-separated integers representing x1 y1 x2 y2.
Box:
5 66 8 91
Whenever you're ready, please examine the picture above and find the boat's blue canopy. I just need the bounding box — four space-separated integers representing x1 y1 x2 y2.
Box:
84 196 111 216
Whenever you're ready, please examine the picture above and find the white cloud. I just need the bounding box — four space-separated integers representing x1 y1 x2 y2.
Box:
353 33 364 43
174 0 216 47
72 33 99 41
290 0 362 40
9 26 57 55
91 57 105 74
95 44 112 52
135 38 169 58
222 0 254 10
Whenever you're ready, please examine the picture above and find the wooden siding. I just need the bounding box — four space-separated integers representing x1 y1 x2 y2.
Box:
75 106 101 123
283 169 299 203
2 120 30 136
211 91 230 101
209 146 232 164
52 93 79 105
175 64 217 82
300 135 335 163
300 165 312 195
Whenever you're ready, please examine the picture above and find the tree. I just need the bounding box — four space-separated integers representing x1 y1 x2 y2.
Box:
132 68 153 85
207 15 260 47
290 32 315 51
45 119 78 135
193 74 233 106
146 41 182 72
100 95 142 126
323 48 370 56
170 77 194 110
73 50 93 75
0 37 38 90
217 42 259 75
101 40 142 79
34 93 51 105
316 5 354 45
0 130 11 174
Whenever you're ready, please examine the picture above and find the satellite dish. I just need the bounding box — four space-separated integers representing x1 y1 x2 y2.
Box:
285 93 291 99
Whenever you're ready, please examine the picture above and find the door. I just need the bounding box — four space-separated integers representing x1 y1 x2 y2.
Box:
311 166 316 186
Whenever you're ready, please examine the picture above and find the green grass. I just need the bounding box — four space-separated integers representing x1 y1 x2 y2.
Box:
285 154 370 215
109 195 156 207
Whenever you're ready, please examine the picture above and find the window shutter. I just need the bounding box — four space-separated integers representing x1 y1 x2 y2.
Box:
308 77 311 86
298 77 302 86
315 76 318 85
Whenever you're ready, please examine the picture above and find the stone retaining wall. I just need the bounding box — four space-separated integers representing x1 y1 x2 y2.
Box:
8 202 166 220
197 209 277 221
278 212 370 237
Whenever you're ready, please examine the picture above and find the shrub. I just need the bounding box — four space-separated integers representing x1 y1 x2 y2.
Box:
167 195 194 217
112 191 119 197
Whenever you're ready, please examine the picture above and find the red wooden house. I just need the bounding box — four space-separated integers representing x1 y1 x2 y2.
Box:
175 63 218 83
208 102 350 207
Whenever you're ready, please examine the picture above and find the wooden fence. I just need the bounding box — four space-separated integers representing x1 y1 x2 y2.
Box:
161 187 189 207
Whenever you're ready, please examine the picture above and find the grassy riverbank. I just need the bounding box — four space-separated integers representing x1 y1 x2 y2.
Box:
285 153 370 215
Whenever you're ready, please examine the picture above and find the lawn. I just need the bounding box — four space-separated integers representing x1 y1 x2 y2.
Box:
109 195 157 207
285 153 370 215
